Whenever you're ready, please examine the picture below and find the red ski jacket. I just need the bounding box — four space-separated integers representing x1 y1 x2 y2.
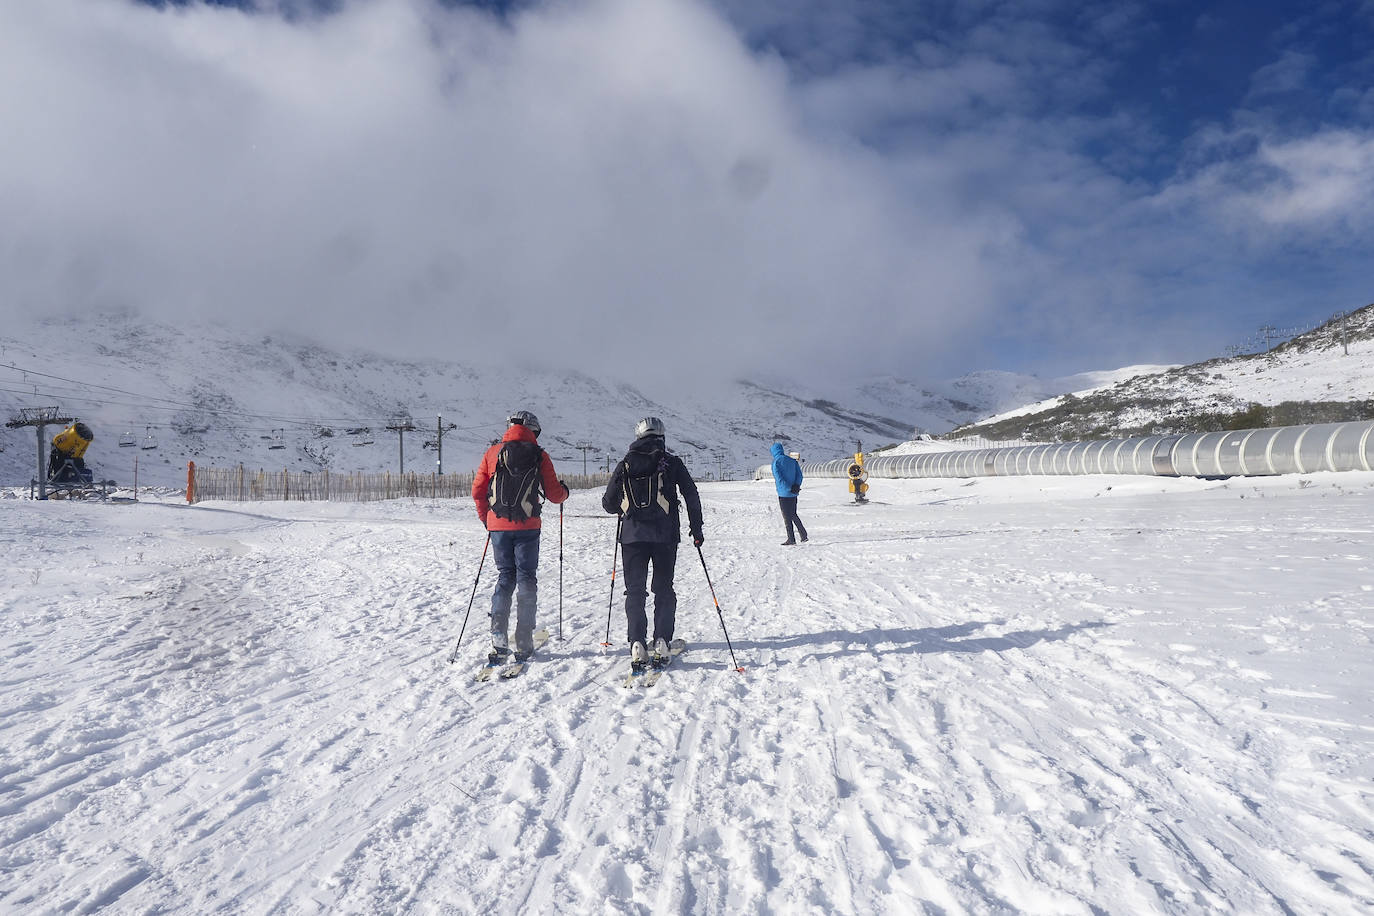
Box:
472 424 569 531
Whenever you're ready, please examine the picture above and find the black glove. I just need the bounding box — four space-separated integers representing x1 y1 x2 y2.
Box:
789 484 800 494
559 478 570 496
690 527 704 547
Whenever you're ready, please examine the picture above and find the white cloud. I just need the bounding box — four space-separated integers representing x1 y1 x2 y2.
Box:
1155 124 1374 241
1 0 1371 388
1239 131 1374 231
0 0 1002 385
1245 50 1317 100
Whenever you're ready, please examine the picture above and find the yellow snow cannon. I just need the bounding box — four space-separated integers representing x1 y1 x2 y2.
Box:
846 451 869 503
52 422 94 460
48 421 96 486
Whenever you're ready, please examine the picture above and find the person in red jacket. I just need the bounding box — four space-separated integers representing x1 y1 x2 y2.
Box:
472 410 570 661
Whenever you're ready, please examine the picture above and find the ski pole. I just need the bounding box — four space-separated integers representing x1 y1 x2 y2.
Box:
601 515 622 646
447 533 491 664
695 543 744 673
558 502 564 642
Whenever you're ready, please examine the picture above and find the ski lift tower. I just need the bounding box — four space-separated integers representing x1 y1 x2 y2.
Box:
435 416 458 474
6 406 74 500
386 414 417 475
574 441 596 476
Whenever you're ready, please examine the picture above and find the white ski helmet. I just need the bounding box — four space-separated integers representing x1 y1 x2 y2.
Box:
634 416 665 439
507 410 541 437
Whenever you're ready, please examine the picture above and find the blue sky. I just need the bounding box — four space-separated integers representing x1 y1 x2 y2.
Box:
3 0 1372 388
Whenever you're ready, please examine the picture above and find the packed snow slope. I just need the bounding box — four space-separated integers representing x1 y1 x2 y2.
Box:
3 473 1372 914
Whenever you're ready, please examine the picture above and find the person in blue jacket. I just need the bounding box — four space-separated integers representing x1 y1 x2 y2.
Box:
770 443 808 545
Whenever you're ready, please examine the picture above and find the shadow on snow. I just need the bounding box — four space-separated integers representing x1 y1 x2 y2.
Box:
687 619 1112 667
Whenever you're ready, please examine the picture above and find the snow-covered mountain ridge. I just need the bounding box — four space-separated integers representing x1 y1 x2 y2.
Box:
7 305 1368 488
954 304 1374 442
0 314 997 488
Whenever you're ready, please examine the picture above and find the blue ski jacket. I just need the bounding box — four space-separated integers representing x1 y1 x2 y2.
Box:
770 443 803 497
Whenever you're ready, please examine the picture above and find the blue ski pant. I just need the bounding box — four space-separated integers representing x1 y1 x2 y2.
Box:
489 529 540 654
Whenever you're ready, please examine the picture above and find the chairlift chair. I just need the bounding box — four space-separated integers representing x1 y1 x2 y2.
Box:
118 431 136 448
141 427 158 450
268 428 286 450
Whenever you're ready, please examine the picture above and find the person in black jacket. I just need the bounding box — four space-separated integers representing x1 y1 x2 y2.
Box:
602 417 704 667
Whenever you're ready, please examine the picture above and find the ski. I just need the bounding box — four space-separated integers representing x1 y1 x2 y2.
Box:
474 650 508 683
498 629 550 680
473 629 549 682
622 639 686 688
641 639 686 687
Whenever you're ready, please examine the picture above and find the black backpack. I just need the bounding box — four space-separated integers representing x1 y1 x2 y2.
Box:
619 449 676 520
490 441 545 521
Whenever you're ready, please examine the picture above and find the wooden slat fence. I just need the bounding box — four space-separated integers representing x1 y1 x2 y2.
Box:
559 473 613 491
189 465 611 504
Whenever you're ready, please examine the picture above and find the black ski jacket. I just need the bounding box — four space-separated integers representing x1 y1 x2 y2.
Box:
602 436 703 544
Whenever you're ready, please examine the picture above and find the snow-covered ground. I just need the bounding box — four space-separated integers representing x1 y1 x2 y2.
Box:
3 473 1372 914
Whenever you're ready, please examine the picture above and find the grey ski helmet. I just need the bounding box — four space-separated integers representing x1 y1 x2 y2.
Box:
634 416 665 439
507 410 541 437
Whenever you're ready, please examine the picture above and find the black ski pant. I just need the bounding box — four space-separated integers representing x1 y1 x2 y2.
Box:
621 540 678 646
778 496 808 542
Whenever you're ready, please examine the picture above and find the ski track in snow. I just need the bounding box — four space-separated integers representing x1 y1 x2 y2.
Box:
2 475 1373 914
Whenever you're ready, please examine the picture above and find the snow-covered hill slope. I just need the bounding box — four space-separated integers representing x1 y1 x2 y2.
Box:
9 303 1363 489
945 365 1178 423
0 314 974 488
958 304 1374 441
